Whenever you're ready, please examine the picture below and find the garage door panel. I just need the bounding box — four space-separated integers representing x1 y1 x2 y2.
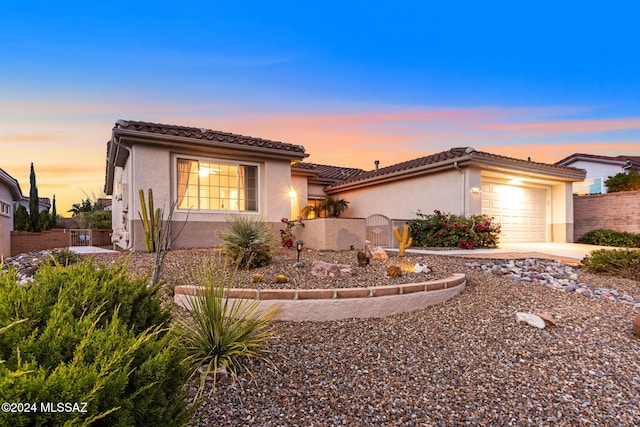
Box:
481 182 547 243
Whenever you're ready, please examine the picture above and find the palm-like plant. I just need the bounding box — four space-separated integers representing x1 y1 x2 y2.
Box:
301 196 350 219
219 216 274 268
174 258 280 401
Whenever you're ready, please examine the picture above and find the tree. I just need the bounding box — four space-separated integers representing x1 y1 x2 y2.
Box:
302 196 350 218
67 198 94 217
14 205 30 232
51 194 57 228
37 209 52 231
605 169 640 193
29 162 40 231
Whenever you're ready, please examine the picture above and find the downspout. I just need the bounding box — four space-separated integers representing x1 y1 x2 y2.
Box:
111 133 134 250
453 161 465 215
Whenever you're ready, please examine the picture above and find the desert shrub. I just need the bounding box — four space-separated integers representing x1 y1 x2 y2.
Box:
409 210 501 249
0 260 190 426
582 248 640 280
82 209 113 229
48 248 81 266
174 258 279 400
219 216 274 268
605 169 640 192
578 229 640 248
279 217 304 248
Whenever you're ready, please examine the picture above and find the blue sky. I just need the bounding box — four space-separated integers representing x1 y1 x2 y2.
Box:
2 1 640 212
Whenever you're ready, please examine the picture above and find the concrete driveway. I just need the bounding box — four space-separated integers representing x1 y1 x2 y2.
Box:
398 242 619 263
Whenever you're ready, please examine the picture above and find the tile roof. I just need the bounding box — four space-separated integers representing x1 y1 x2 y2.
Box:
292 162 365 183
555 152 640 166
326 147 585 190
114 120 307 155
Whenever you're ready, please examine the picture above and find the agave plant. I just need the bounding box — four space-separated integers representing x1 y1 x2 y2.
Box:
174 258 280 401
219 216 274 268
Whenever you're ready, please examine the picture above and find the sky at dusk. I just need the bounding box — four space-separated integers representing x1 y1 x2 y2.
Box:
2 1 640 214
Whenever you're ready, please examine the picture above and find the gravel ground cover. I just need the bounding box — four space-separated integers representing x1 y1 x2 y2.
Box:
11 248 640 425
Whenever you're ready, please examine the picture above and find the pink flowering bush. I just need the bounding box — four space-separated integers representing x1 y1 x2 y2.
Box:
409 210 501 249
279 217 304 248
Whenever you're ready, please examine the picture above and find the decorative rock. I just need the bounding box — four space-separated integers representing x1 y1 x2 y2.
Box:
364 240 388 259
413 263 432 274
310 260 353 278
273 274 289 284
293 262 305 269
357 251 370 267
515 312 546 329
534 311 558 327
386 266 402 277
634 312 640 337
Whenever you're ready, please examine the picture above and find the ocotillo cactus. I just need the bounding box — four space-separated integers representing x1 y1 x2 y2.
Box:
393 224 413 257
139 189 162 252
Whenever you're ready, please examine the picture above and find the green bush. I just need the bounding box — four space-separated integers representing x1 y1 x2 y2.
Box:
47 248 81 266
0 260 190 426
174 257 279 400
409 210 501 249
577 229 640 248
81 210 112 230
605 169 640 192
219 216 274 268
13 205 30 232
582 248 640 280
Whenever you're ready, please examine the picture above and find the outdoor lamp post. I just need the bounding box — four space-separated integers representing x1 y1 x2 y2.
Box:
295 240 304 263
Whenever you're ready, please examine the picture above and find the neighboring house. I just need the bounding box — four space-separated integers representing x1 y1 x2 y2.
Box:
555 153 640 194
293 147 586 243
104 120 308 250
0 168 23 258
15 196 51 214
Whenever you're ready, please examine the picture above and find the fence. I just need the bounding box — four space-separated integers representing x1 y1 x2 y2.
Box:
10 229 112 256
573 190 640 240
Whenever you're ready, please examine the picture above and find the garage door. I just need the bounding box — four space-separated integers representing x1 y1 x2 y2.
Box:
481 181 547 243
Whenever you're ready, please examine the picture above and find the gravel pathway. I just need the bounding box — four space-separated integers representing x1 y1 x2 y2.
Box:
7 248 640 425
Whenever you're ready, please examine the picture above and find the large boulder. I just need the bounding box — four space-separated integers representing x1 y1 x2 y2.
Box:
365 240 388 259
311 260 353 278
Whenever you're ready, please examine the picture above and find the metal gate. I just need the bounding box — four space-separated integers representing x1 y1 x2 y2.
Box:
366 214 392 247
70 229 92 246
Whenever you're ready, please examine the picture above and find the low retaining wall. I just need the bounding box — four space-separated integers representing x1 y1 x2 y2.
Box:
174 273 465 321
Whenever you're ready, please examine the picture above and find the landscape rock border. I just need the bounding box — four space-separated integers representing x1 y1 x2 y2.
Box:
174 273 466 321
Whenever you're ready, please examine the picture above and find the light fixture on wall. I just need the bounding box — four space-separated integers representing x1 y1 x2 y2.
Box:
470 187 481 194
289 188 297 199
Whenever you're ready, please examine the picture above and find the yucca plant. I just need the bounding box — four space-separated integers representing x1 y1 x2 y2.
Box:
219 215 274 268
173 258 280 401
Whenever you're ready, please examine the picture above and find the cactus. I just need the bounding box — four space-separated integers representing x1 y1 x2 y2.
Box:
393 224 413 257
139 188 162 252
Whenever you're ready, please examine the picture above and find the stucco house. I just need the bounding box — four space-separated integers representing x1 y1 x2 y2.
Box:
293 147 586 243
104 120 308 250
555 153 640 194
0 168 23 258
105 120 586 249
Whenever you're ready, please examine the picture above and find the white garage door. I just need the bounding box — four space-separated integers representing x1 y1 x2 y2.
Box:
481 181 547 243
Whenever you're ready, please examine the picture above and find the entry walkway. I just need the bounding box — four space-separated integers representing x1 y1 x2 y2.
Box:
69 246 120 255
389 242 617 263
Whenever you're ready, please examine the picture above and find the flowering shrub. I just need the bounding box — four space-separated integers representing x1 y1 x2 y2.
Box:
280 217 304 248
408 210 501 249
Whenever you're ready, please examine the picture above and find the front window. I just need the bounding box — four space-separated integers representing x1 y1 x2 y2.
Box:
176 158 258 211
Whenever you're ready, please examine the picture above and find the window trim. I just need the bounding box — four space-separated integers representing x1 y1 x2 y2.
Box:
172 154 260 214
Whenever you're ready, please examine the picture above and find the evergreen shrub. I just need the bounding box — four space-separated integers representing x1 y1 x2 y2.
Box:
582 249 640 280
0 260 190 426
578 229 640 248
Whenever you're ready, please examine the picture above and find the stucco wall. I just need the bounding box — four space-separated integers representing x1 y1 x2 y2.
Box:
0 184 13 258
116 144 295 250
573 190 640 240
333 170 466 220
295 218 366 250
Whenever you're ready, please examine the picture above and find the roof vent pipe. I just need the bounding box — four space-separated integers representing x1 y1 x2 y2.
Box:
374 160 380 171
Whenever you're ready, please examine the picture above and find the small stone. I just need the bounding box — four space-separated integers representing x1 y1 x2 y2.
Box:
515 312 546 329
364 240 388 259
386 266 402 277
